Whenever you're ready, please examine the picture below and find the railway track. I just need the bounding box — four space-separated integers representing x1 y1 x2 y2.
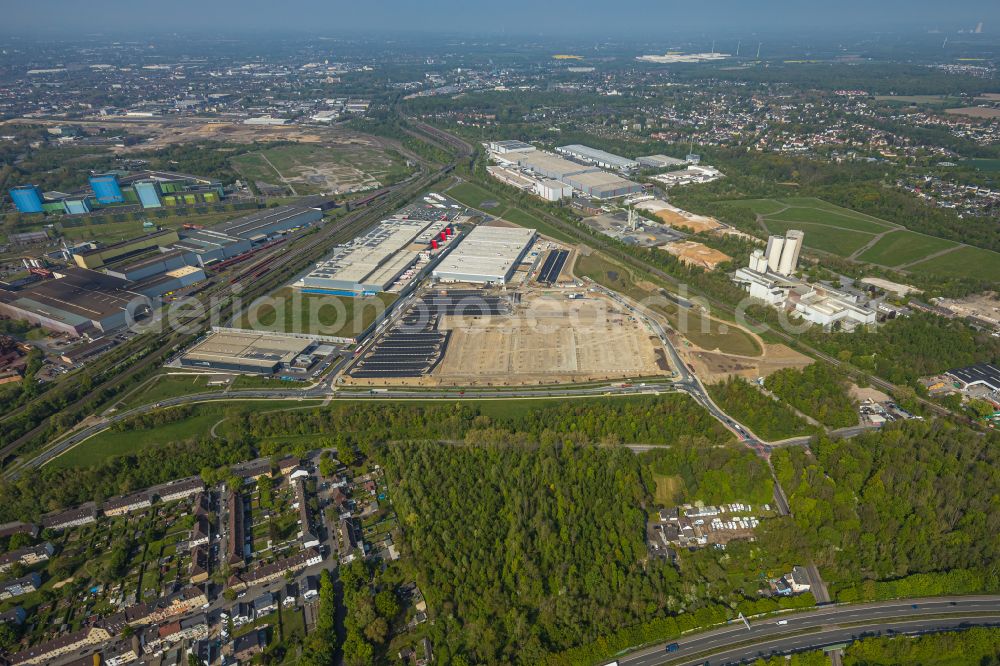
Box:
0 160 452 468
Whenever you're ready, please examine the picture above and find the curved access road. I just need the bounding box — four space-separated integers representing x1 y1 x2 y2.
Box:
617 595 1000 666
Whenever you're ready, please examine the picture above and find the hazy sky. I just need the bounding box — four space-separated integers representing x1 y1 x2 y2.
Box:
1 0 996 36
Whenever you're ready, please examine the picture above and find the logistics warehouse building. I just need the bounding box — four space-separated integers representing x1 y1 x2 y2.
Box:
179 331 313 374
433 225 536 285
301 217 451 296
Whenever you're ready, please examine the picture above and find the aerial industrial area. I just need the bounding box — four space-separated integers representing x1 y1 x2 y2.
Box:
0 15 997 666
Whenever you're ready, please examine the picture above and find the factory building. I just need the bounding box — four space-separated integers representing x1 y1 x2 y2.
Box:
515 151 600 181
101 249 199 282
215 205 322 243
561 171 644 199
9 186 44 214
636 154 688 169
433 225 536 285
947 363 1000 392
72 229 181 269
556 145 639 171
170 229 252 266
0 268 151 337
133 180 163 209
487 140 536 155
88 174 125 205
734 230 875 330
179 331 314 374
301 217 449 295
130 265 206 299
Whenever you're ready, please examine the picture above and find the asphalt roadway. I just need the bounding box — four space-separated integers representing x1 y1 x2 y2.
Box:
617 596 1000 666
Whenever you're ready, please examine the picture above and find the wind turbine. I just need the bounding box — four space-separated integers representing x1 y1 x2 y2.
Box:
736 40 741 57
756 42 762 59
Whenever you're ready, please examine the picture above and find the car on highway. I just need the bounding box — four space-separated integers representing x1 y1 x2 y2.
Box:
666 642 680 653
776 619 788 625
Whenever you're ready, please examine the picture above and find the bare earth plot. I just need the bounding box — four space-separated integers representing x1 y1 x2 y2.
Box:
681 343 813 384
232 141 409 196
433 291 671 385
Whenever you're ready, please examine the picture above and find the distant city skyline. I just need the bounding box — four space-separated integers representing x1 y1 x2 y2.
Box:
0 0 995 36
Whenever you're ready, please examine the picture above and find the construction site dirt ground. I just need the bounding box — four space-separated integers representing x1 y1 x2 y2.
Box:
435 291 670 384
678 339 812 383
345 290 674 387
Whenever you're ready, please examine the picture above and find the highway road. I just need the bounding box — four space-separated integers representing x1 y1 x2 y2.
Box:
617 596 1000 666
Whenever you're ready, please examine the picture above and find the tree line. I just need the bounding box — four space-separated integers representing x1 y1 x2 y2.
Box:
763 420 1000 598
708 377 816 441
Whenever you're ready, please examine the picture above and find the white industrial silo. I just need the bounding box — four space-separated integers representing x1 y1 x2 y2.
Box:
765 235 785 273
778 230 804 276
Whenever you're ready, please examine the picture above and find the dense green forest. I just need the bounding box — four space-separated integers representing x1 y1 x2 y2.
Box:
643 441 776 507
765 420 1000 598
707 377 816 441
381 441 811 666
803 312 1000 387
765 363 858 429
236 394 732 451
382 442 666 664
0 395 731 521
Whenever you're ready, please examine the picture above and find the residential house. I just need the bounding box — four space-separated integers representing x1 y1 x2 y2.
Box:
189 514 211 548
232 602 252 627
230 458 272 484
0 542 55 572
0 606 26 625
103 637 141 666
226 548 321 591
0 573 41 599
152 477 204 503
253 591 277 619
9 624 113 665
278 456 301 476
788 566 812 593
189 545 209 584
301 575 319 602
282 582 298 607
102 492 152 517
232 628 268 661
0 522 38 540
41 504 98 531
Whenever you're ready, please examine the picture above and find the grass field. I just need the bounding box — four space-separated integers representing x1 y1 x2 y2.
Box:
766 205 892 234
722 196 1000 277
238 287 397 338
764 219 877 257
574 252 762 356
652 473 684 505
874 95 964 105
906 245 1000 282
963 158 1000 172
856 230 958 267
50 400 323 469
118 374 224 410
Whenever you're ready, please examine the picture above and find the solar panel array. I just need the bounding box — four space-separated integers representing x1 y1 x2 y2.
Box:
537 249 568 284
349 291 512 379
